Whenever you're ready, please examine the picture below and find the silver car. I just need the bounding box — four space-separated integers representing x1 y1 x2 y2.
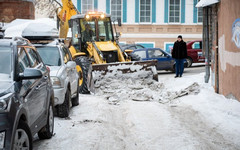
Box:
35 40 79 118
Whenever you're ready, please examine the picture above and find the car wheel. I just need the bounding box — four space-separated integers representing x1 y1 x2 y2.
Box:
38 103 54 139
13 121 32 150
75 56 91 94
72 80 79 106
57 88 71 118
186 57 193 67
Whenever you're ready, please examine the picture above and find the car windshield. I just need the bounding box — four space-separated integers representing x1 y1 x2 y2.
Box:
37 46 61 66
0 46 12 80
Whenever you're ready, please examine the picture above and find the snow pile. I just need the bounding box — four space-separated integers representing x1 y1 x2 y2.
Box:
94 68 200 105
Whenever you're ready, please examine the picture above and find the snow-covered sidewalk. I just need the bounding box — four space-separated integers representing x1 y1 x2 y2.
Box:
33 73 240 150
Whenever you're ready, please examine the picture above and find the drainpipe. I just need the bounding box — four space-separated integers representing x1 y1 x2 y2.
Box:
204 6 210 83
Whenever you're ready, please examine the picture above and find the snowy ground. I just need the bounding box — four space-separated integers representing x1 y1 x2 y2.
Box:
33 66 240 150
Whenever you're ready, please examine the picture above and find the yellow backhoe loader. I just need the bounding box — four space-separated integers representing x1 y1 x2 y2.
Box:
56 0 158 94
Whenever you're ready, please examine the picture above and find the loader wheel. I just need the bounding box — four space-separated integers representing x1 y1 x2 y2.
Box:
75 56 90 94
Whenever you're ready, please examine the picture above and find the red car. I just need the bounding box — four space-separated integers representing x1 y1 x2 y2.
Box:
186 40 205 67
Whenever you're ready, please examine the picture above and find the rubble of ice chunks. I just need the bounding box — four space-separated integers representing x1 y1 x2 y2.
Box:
93 70 200 105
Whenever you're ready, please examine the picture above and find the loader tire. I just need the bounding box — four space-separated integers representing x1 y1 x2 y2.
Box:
75 56 90 94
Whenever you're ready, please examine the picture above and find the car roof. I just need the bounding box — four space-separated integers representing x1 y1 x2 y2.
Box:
0 37 32 47
133 48 163 51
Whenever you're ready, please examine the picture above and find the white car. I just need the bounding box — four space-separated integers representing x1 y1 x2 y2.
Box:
35 40 79 118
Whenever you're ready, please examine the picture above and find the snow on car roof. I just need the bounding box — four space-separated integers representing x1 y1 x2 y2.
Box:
4 18 58 38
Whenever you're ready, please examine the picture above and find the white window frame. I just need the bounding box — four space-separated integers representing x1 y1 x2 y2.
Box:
81 0 94 14
110 0 123 23
168 0 181 24
139 0 152 24
135 42 155 48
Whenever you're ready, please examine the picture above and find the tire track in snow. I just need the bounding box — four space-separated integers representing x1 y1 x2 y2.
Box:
168 105 239 150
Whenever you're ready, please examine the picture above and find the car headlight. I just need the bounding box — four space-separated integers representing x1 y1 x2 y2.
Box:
0 131 5 149
0 93 12 111
51 77 62 87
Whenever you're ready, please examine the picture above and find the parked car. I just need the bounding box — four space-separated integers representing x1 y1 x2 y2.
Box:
132 48 176 71
120 44 145 61
186 40 205 67
34 39 79 118
0 37 54 150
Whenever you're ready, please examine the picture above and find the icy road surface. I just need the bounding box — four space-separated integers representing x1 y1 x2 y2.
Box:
33 71 240 150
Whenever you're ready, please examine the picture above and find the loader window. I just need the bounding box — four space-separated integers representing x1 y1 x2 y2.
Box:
98 18 113 41
80 19 96 42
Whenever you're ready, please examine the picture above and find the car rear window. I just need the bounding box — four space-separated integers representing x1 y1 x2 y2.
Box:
37 46 61 66
134 50 146 58
0 46 12 76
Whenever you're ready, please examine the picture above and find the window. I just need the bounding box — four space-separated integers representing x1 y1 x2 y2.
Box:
25 48 40 67
82 0 94 14
169 0 180 23
134 50 146 58
136 45 145 49
192 41 202 49
111 0 122 21
37 47 61 66
18 48 30 73
197 0 203 23
0 46 12 75
140 0 151 23
148 49 164 58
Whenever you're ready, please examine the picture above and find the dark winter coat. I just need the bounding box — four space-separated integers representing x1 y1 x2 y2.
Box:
172 40 187 59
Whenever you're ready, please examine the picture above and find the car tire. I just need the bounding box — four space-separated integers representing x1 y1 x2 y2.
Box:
186 57 193 67
38 103 54 139
13 121 33 150
75 56 90 94
72 80 79 106
57 88 71 118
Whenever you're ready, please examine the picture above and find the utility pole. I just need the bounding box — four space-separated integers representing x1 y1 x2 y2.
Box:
204 7 210 83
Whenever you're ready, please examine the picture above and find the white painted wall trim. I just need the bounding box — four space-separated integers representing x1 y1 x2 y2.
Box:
135 42 155 48
121 33 202 38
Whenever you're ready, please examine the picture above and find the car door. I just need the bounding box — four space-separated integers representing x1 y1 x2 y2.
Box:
61 46 78 95
147 49 170 70
24 47 49 126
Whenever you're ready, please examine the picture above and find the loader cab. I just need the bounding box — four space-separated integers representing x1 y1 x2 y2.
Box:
70 12 115 52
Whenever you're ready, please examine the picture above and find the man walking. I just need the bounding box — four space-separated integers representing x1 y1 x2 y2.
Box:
172 35 187 78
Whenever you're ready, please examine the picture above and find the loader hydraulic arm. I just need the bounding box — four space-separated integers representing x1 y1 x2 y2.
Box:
56 0 79 38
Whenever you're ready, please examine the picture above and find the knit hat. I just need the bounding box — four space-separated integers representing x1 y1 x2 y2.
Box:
178 35 182 39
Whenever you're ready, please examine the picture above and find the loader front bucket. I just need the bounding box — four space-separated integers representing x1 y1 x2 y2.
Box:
92 60 158 81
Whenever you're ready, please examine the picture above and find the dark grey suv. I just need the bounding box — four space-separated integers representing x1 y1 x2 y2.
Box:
0 37 54 150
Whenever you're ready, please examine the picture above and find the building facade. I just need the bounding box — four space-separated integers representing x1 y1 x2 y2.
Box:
201 0 240 101
75 0 203 52
0 0 35 23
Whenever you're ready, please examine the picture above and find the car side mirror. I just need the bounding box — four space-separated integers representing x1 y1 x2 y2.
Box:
66 61 76 69
19 68 43 80
117 18 122 26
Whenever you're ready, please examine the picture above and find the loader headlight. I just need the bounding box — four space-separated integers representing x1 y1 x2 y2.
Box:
100 14 105 19
86 15 90 19
51 77 62 87
0 131 5 149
